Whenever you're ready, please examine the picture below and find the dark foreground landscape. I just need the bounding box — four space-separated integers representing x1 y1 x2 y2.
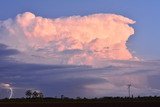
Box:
1 97 160 107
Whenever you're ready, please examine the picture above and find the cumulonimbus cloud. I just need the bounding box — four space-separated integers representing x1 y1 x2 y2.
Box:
0 12 136 65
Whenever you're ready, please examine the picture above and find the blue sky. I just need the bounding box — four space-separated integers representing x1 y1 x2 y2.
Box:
0 0 160 60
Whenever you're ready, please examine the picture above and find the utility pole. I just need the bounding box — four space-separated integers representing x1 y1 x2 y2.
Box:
127 84 131 97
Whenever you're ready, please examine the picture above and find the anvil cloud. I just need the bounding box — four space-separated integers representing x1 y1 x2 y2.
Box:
0 12 135 65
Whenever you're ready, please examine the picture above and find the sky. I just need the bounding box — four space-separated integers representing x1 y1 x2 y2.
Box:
0 0 160 98
0 0 160 59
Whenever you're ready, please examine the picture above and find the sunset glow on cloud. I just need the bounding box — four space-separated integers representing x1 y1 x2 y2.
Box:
0 12 136 65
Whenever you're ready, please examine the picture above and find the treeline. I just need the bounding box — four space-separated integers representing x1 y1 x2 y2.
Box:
1 96 160 102
1 96 160 107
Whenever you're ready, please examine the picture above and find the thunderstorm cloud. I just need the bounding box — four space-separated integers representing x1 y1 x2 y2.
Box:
0 12 136 66
2 12 159 98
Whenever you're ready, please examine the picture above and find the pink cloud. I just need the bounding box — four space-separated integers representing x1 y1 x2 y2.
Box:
0 12 136 66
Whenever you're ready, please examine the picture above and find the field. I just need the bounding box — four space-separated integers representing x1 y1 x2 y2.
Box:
1 97 160 107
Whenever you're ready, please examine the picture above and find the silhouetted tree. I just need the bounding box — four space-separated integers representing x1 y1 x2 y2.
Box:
76 97 81 100
39 92 44 98
25 90 32 98
25 90 44 98
33 91 39 98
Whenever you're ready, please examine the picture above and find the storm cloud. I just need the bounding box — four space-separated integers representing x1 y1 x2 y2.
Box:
1 12 159 98
0 12 136 66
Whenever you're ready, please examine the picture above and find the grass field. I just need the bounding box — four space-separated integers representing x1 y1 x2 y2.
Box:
0 97 160 107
